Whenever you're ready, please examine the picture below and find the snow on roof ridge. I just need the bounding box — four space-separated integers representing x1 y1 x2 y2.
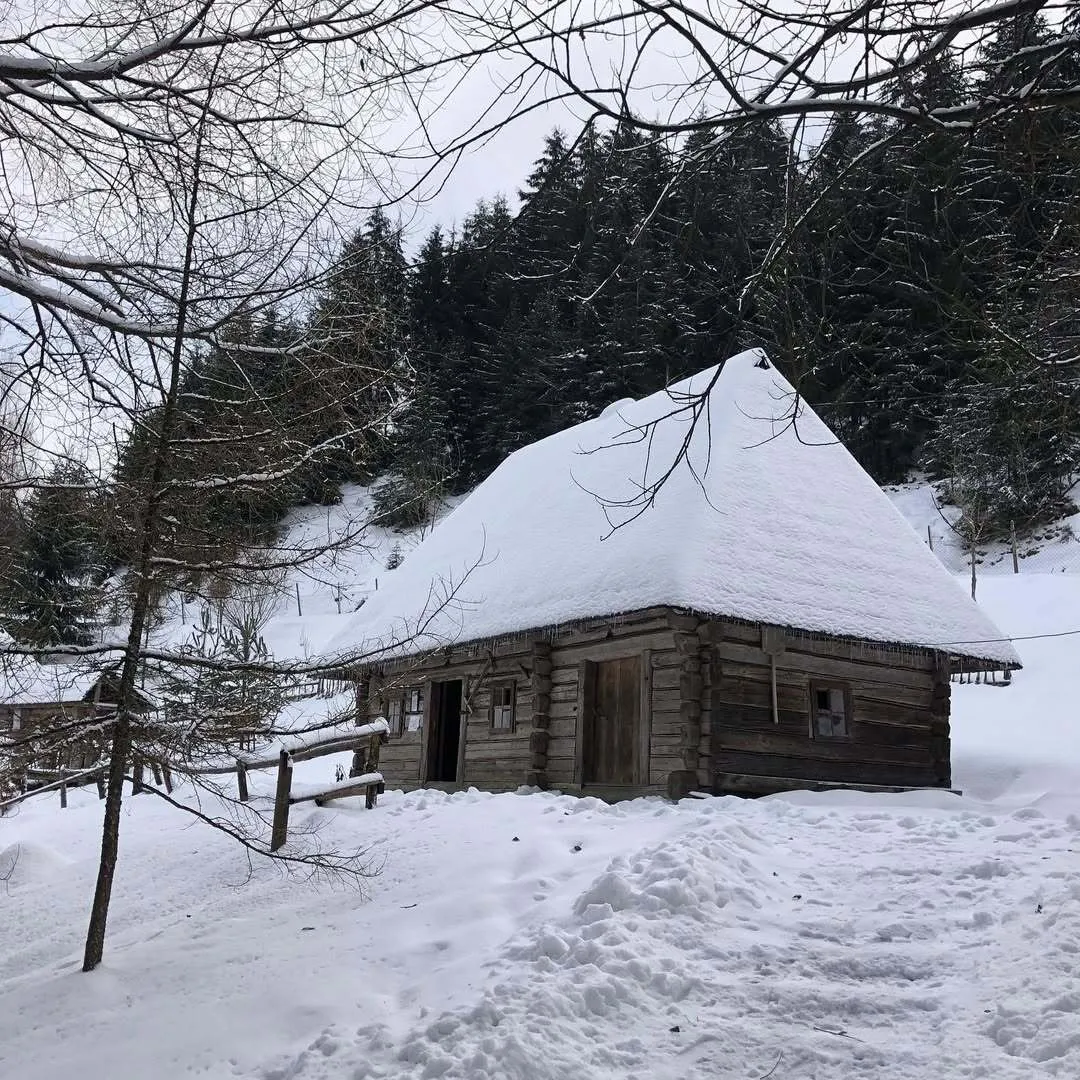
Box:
326 350 1019 667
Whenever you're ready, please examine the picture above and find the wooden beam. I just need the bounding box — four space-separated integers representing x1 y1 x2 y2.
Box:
288 772 384 807
638 649 652 787
270 750 292 852
714 771 960 797
573 661 593 787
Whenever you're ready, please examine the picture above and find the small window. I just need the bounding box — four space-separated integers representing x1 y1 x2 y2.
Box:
385 688 424 736
490 682 516 731
812 685 850 738
386 696 404 736
404 687 424 732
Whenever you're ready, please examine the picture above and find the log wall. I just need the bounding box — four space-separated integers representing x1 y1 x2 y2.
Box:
355 610 955 799
707 620 949 792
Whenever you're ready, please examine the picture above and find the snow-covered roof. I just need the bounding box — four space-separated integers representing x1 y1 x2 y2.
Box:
327 350 1019 667
0 656 102 706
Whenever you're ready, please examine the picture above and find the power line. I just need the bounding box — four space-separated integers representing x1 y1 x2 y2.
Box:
932 627 1080 646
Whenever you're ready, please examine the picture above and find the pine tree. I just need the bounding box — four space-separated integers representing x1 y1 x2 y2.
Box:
6 463 103 647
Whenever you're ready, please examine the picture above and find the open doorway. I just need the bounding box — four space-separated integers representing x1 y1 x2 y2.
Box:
426 679 463 782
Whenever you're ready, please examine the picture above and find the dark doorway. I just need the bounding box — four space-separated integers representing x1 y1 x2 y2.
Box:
426 679 463 782
583 656 640 784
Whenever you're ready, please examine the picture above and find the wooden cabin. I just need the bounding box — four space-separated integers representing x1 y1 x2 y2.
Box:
335 351 1018 800
0 663 151 778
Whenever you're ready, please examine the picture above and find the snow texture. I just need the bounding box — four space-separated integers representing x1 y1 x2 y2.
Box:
327 351 1018 666
0 574 1076 1080
0 656 101 706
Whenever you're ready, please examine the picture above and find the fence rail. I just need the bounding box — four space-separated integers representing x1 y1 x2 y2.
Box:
924 527 1080 580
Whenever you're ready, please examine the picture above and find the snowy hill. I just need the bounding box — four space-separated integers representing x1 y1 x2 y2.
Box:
0 573 1077 1079
885 478 1080 576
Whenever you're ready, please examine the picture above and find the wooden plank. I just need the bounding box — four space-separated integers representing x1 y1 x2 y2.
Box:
714 640 934 690
583 656 638 785
290 773 383 806
551 630 675 666
714 772 955 796
712 750 937 787
549 683 579 704
651 666 682 691
455 681 468 784
549 700 578 721
639 649 652 788
270 750 292 852
713 620 936 669
574 661 591 786
712 675 810 714
418 678 434 783
715 728 932 766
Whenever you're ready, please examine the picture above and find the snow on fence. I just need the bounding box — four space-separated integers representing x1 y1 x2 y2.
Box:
0 764 107 813
203 718 390 851
0 754 175 815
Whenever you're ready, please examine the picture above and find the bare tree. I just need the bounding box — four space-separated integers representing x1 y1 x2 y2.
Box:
0 0 509 972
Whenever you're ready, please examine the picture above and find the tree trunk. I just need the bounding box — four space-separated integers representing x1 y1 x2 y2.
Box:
81 712 133 970
81 116 206 972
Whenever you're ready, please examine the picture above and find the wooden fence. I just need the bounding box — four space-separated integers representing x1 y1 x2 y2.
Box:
222 718 390 851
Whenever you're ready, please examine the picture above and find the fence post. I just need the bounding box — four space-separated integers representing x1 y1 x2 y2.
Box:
970 543 977 600
295 582 303 617
236 761 249 802
96 770 106 799
59 777 67 809
132 757 145 794
927 525 933 551
162 765 173 794
365 731 384 810
270 750 292 852
1011 522 1019 574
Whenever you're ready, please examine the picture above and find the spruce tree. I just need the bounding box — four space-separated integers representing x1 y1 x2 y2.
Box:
6 463 103 648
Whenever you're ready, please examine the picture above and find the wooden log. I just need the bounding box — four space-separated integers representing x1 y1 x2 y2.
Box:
150 762 164 787
714 728 933 765
286 773 383 807
714 771 957 796
236 761 249 802
162 765 173 794
132 757 145 795
365 732 383 808
270 750 292 852
713 750 938 787
715 640 935 689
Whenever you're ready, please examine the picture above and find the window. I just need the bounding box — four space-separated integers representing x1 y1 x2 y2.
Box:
386 687 424 736
11 708 21 732
405 688 424 732
490 682 516 731
812 685 850 737
386 696 404 736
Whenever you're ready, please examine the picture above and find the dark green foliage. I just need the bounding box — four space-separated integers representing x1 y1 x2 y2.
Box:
97 69 1080 557
370 471 442 534
4 463 104 647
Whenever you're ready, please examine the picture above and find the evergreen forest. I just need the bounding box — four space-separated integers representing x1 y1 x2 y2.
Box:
4 11 1080 648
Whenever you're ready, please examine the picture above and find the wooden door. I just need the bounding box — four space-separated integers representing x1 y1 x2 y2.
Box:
583 656 640 784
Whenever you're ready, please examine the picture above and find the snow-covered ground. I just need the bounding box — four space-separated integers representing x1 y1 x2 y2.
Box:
1 573 1077 1079
885 478 1080 576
